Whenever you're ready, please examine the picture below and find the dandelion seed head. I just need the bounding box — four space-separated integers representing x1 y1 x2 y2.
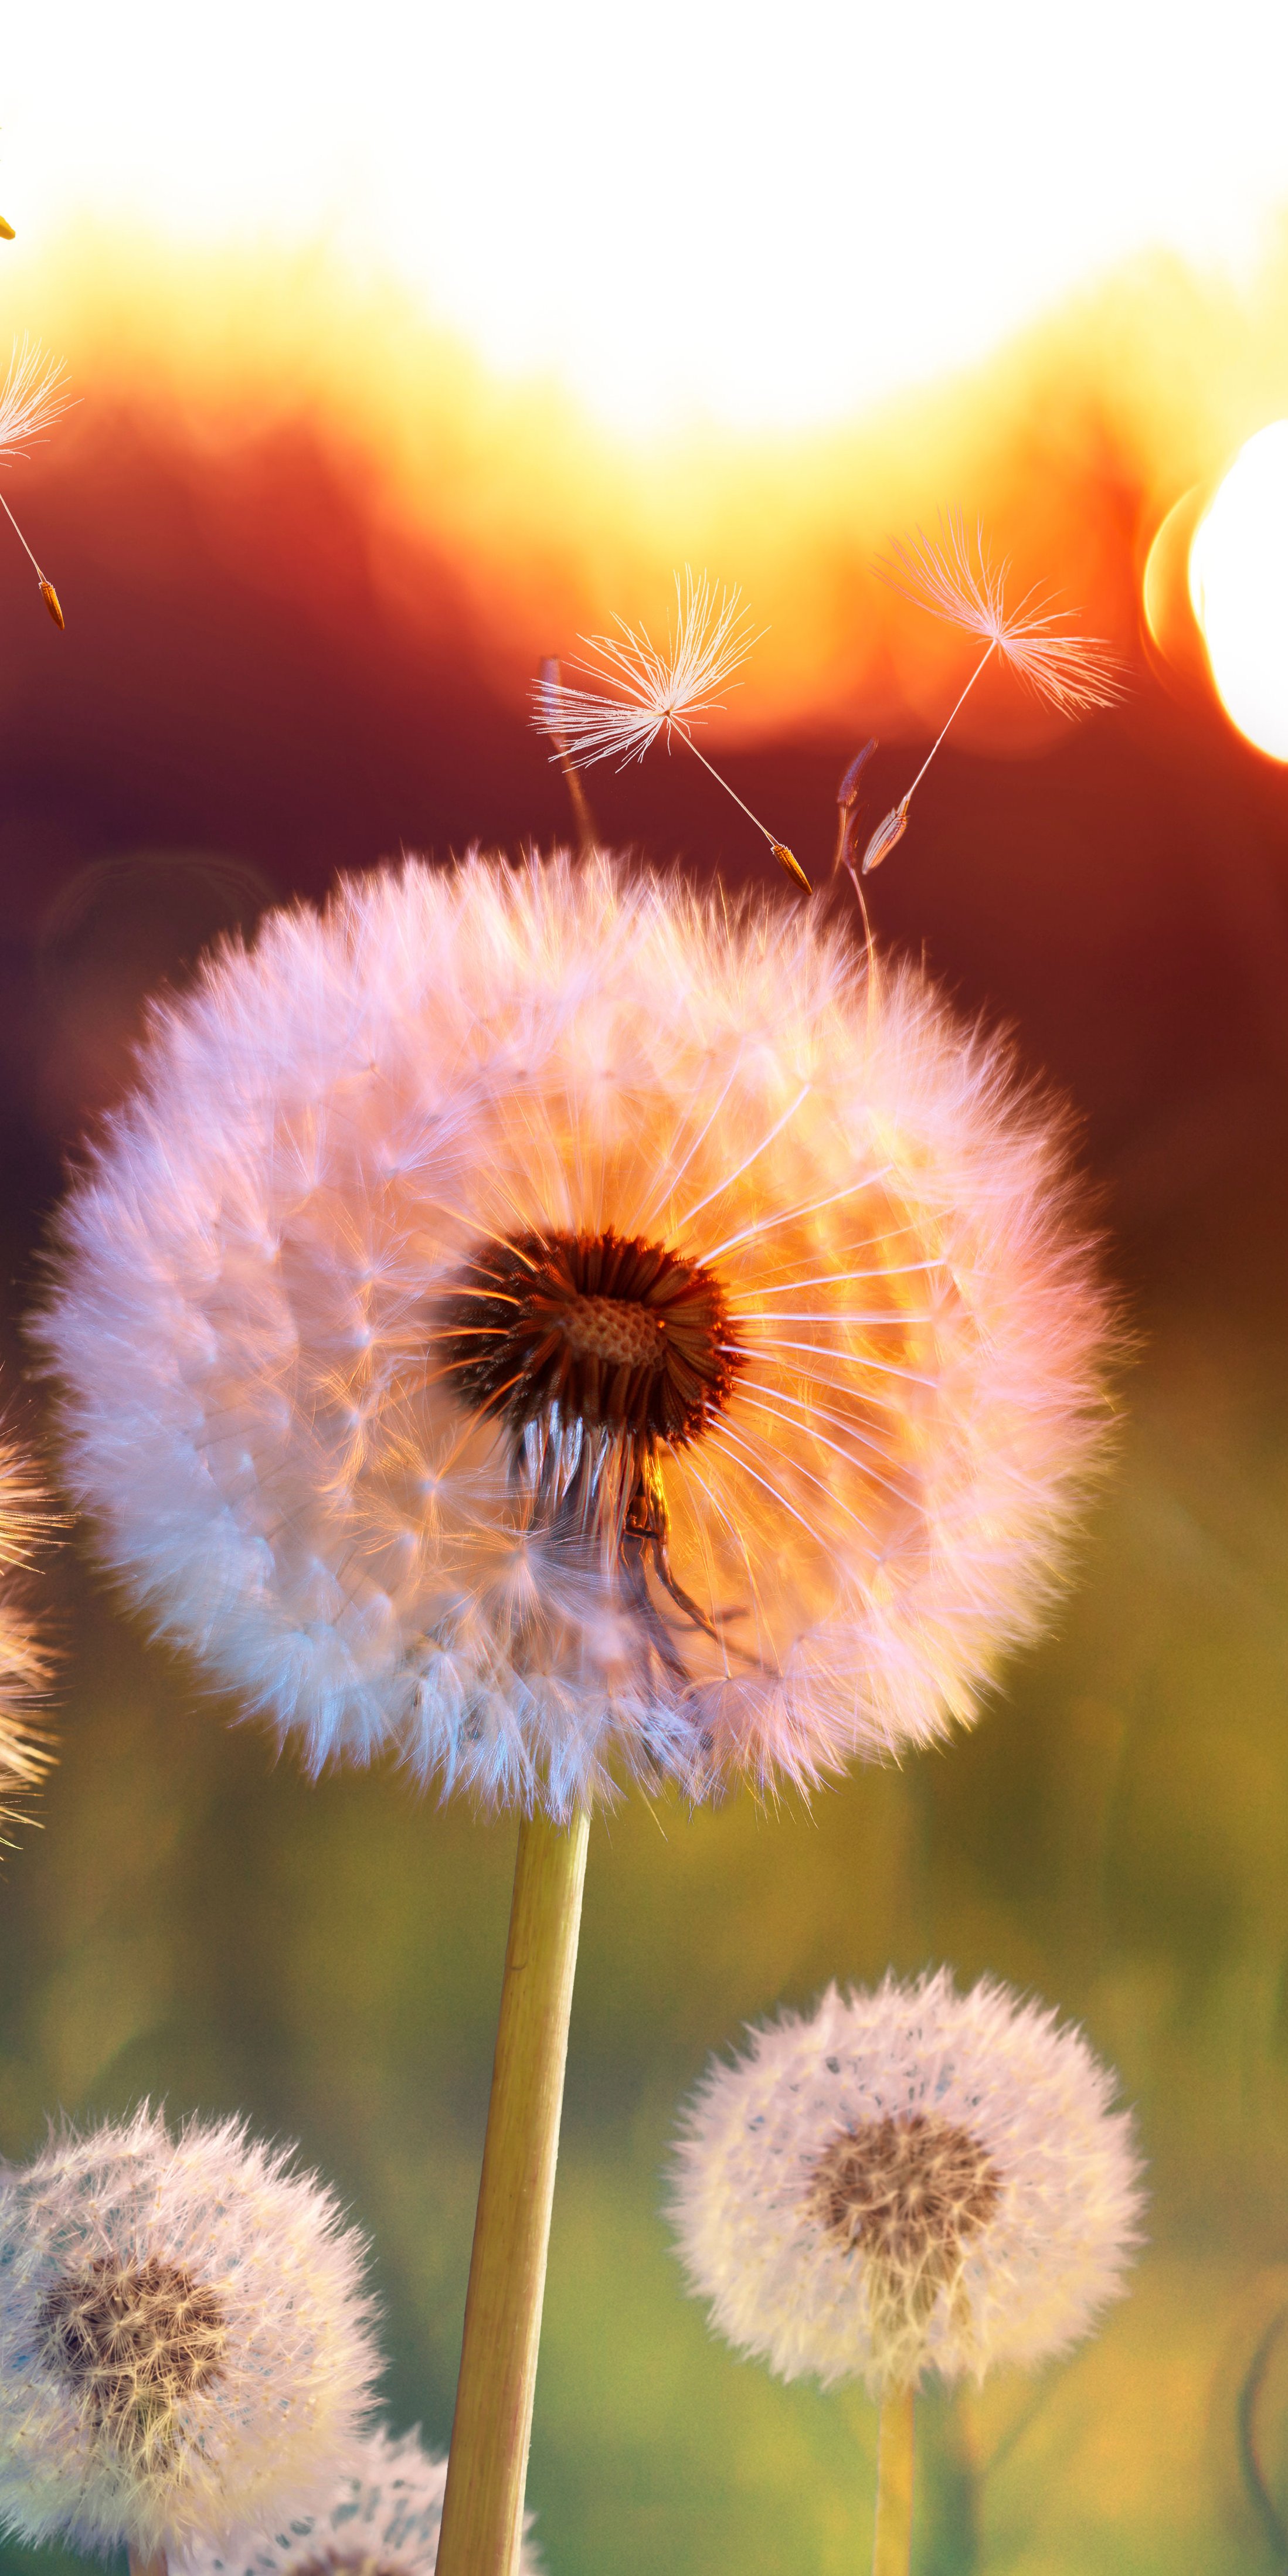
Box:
669 1970 1144 2395
879 514 1124 716
172 2424 542 2576
0 2108 379 2560
533 569 755 769
36 851 1113 1816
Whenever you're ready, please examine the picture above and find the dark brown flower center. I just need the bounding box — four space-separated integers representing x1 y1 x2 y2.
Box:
38 2253 227 2462
439 1228 742 1451
806 2109 1001 2284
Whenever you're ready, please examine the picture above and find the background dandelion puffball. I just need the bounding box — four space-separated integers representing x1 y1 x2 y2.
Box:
0 1432 53 1834
0 2108 379 2559
38 852 1111 1815
669 1971 1144 2395
175 2423 542 2576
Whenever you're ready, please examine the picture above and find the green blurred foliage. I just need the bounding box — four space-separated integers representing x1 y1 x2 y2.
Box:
4 1104 1288 2572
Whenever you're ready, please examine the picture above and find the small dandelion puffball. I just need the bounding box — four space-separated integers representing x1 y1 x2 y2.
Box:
0 1433 55 1834
0 2108 379 2560
670 1971 1144 2396
174 2424 542 2576
37 852 1111 1815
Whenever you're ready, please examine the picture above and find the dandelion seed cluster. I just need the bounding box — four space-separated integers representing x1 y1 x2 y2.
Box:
38 851 1111 1815
175 2425 542 2576
669 1971 1144 2394
0 2109 379 2559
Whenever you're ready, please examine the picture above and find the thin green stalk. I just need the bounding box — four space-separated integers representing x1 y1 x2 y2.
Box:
436 1805 591 2576
872 2384 916 2576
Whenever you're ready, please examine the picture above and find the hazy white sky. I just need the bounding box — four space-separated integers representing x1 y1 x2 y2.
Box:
5 1 1286 430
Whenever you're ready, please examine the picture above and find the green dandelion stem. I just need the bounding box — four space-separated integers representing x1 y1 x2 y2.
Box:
437 1804 591 2576
872 2384 916 2576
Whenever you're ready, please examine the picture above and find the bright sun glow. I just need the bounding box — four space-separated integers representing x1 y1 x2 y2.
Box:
6 0 1288 433
1190 423 1288 762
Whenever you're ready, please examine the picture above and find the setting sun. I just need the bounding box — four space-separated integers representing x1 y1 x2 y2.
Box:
1190 420 1288 761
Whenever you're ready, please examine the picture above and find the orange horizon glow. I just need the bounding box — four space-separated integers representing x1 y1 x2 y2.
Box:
5 220 1288 763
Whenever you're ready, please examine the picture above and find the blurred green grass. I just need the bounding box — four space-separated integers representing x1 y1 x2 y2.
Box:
4 1216 1288 2573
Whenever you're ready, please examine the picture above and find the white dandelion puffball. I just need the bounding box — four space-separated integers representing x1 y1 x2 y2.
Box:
37 851 1111 1816
175 2423 542 2576
670 1971 1144 2396
0 2108 379 2560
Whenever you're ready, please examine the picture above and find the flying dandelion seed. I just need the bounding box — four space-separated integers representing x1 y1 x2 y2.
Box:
37 850 1113 1819
670 1971 1143 2573
0 338 69 627
0 2108 379 2565
174 2424 543 2576
535 570 810 891
0 1432 56 1841
861 515 1123 872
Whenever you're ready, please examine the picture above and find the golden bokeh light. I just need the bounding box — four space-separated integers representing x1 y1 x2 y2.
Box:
1189 423 1288 762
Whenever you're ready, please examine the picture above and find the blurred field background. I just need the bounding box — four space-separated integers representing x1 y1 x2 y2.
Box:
3 144 1288 2576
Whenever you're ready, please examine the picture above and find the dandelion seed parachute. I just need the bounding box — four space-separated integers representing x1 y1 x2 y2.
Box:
0 2108 379 2561
0 338 70 626
533 568 755 770
36 851 1112 1817
174 2425 542 2576
669 1970 1144 2397
879 515 1123 716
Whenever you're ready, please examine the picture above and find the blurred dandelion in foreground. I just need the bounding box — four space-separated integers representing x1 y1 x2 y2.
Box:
0 338 69 627
670 1970 1143 2572
0 2108 379 2565
535 569 810 890
175 2424 542 2576
0 1432 55 1840
861 516 1123 873
38 850 1112 1818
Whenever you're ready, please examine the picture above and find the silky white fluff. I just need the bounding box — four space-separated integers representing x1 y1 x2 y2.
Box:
0 2108 379 2560
36 851 1112 1815
668 1970 1144 2395
174 2424 541 2576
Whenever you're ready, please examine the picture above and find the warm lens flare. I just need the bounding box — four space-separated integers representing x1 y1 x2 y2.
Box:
1190 423 1288 762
